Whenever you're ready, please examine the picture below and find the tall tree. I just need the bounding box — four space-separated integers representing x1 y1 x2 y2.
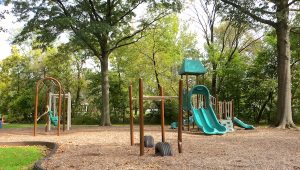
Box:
0 47 35 122
220 0 300 128
111 15 198 95
7 0 181 125
190 0 262 96
190 0 219 95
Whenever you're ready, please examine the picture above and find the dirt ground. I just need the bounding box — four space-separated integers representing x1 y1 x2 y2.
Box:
0 125 300 170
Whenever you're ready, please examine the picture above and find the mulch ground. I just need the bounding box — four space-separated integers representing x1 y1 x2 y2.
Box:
0 125 300 170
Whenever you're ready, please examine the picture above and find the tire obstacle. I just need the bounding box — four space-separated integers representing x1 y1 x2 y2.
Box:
129 78 183 156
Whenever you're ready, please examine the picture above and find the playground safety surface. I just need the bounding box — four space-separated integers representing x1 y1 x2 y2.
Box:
0 125 299 169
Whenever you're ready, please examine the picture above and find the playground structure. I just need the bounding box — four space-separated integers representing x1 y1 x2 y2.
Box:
179 58 254 132
34 77 72 136
47 92 72 131
179 58 207 131
188 85 227 135
128 58 254 155
129 78 183 156
190 91 253 130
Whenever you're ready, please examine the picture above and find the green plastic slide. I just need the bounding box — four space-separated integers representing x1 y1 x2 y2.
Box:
233 117 254 129
189 85 227 135
48 110 58 127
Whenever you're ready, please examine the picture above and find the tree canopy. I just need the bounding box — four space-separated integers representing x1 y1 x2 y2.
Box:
0 0 299 127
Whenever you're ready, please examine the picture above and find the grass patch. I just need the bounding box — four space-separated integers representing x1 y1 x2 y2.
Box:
2 124 44 129
0 146 46 170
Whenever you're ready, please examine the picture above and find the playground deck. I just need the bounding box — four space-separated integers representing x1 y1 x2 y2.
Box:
0 125 299 169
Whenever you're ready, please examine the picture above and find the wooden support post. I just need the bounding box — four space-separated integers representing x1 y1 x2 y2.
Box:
232 100 235 121
178 79 183 153
216 95 220 119
129 85 134 146
223 102 226 119
160 86 165 142
186 74 189 131
218 102 221 119
194 75 200 129
227 102 230 119
227 101 230 119
139 78 144 156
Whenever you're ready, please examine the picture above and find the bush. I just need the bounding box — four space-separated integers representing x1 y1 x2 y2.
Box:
72 113 100 125
143 101 179 125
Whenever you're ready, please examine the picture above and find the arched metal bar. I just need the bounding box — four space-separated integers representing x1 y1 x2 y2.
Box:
34 77 62 136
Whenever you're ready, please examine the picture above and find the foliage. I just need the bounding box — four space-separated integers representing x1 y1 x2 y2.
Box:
110 15 198 124
1 0 300 126
72 113 100 125
7 0 182 125
0 47 36 123
219 0 299 128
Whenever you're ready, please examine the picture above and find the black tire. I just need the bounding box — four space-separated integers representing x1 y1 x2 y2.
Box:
155 142 173 156
144 135 154 148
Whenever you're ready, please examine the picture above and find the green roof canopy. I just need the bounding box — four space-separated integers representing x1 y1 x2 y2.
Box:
179 58 207 75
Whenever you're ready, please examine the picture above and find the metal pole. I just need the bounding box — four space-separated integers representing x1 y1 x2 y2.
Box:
139 78 144 156
45 88 51 132
57 82 62 136
178 79 183 153
34 77 63 136
67 92 71 130
48 92 52 131
34 81 41 136
62 93 66 131
129 85 134 146
160 85 165 142
53 94 57 116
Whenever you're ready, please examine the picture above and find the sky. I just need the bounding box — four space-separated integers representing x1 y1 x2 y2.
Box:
0 4 24 60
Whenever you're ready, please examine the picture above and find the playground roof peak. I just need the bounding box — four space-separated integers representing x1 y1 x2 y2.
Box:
179 58 207 75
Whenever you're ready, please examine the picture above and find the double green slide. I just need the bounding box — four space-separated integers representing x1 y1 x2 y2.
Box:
188 85 254 135
188 85 227 135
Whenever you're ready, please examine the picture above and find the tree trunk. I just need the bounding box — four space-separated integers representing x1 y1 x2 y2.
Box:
100 55 111 126
211 62 217 96
151 53 161 92
256 92 272 124
74 70 81 117
275 2 295 128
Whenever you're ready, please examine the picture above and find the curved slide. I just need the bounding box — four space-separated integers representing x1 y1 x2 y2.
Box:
193 107 227 135
189 85 227 135
233 117 254 129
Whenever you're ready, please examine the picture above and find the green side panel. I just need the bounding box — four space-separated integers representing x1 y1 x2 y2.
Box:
189 85 227 135
48 110 58 127
179 58 207 75
233 117 254 129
